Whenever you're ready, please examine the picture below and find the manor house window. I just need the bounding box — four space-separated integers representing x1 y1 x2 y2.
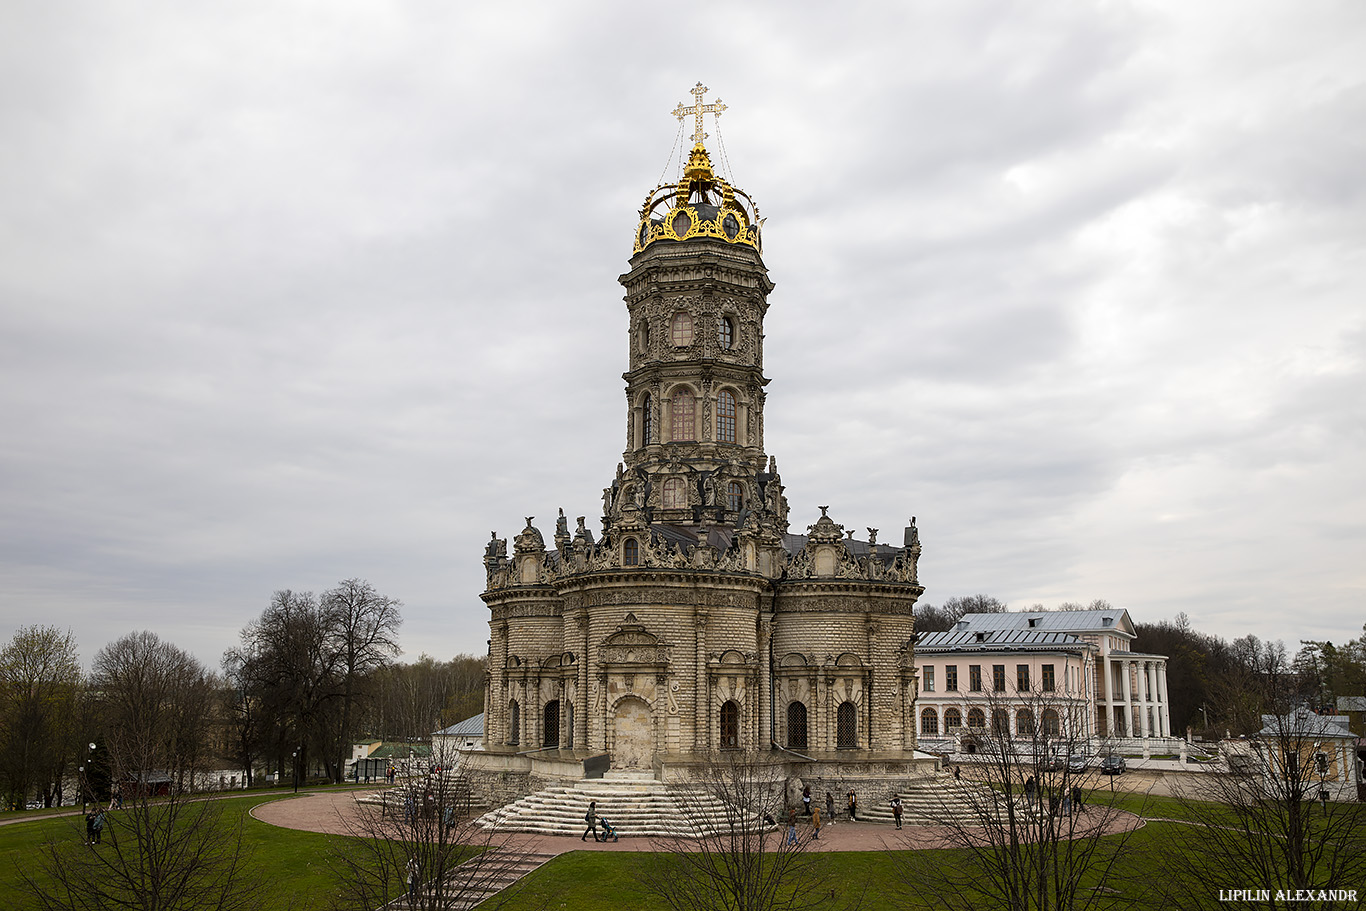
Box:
969 665 982 692
945 665 958 691
836 701 858 748
920 708 939 736
922 667 934 692
1017 665 1030 692
944 708 962 731
1042 664 1055 692
993 665 1006 693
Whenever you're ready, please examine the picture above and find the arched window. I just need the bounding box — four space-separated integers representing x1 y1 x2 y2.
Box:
720 700 740 750
1041 708 1060 736
920 708 939 736
543 699 560 748
662 478 686 509
944 708 963 731
623 538 639 566
641 394 653 445
836 701 858 748
717 390 736 443
508 700 520 745
670 312 693 347
726 481 743 512
718 316 734 349
786 701 808 750
992 709 1009 735
1016 709 1034 735
967 708 985 730
671 389 695 441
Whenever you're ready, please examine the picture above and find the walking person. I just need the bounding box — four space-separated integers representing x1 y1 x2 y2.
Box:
786 808 798 846
825 791 836 826
890 795 903 830
802 785 812 816
847 789 858 821
406 856 420 901
1024 774 1038 806
84 811 96 845
582 800 600 842
91 809 105 844
1071 786 1084 813
812 806 822 840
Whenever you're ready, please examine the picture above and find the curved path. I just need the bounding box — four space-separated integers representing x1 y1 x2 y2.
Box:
249 790 1146 855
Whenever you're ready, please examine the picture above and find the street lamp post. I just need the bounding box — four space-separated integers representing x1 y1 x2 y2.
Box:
292 750 299 793
79 742 96 813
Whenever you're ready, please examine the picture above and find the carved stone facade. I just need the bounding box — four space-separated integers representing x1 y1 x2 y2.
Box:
479 132 926 780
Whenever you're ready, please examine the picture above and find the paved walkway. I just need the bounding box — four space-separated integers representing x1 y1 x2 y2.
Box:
249 790 1146 856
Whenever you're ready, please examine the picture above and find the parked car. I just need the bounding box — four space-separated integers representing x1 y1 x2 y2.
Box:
1067 753 1089 773
1099 754 1126 775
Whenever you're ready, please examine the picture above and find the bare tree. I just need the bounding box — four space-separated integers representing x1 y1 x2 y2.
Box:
23 771 265 911
641 751 861 911
328 768 515 911
322 578 402 781
1159 708 1366 909
92 631 217 788
0 625 82 809
893 692 1144 911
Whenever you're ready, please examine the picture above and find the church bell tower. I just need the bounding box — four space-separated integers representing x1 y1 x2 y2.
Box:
608 84 786 532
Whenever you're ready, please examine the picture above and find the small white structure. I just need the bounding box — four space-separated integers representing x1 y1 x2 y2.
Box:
1253 710 1360 802
433 713 485 764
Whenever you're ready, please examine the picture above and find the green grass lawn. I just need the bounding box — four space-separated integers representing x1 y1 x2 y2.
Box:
2 786 1355 911
0 793 347 911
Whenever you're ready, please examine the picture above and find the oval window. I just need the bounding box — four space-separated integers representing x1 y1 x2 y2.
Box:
722 213 739 240
671 210 692 239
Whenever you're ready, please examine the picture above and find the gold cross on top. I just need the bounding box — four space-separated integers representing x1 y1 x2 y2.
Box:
672 82 727 145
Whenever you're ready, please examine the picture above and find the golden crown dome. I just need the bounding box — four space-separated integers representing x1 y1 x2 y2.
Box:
633 85 762 255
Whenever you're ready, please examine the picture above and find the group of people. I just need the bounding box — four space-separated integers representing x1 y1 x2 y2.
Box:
1023 775 1085 815
83 808 106 845
783 786 906 841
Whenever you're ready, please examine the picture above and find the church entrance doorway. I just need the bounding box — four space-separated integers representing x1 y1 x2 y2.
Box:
611 696 653 770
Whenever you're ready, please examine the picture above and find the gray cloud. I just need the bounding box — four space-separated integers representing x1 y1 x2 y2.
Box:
2 1 1363 668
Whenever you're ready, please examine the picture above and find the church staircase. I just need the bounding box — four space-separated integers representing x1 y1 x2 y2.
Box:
837 775 1030 827
476 771 761 838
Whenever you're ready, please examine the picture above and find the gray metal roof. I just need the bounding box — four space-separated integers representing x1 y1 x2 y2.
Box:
433 713 484 737
946 608 1135 638
917 628 1094 652
1257 711 1352 739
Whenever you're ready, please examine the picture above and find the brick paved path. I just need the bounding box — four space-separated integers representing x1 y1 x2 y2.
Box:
249 790 1146 856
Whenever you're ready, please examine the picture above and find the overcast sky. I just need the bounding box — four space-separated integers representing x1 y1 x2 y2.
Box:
2 1 1363 672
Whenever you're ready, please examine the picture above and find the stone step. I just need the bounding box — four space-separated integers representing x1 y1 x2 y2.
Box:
382 849 557 911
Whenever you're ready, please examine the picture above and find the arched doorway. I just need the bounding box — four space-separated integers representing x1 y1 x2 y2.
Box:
611 696 653 769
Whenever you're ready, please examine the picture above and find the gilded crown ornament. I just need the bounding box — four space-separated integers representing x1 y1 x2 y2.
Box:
633 83 761 254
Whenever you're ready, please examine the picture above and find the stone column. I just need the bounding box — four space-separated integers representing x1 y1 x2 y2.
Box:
1121 661 1133 737
694 610 708 751
1139 663 1151 738
1157 663 1170 737
576 610 590 752
758 616 772 749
